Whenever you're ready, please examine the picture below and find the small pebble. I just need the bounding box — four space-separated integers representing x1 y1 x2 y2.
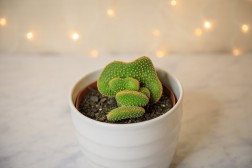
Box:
100 98 107 103
107 99 114 105
98 116 106 122
90 96 99 102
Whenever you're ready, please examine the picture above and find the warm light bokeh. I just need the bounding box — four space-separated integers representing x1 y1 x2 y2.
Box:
204 21 212 29
156 50 166 57
171 0 177 6
232 48 242 56
107 9 115 17
71 33 79 41
241 24 249 33
194 28 202 37
26 32 33 40
0 18 7 26
89 49 99 57
152 29 160 37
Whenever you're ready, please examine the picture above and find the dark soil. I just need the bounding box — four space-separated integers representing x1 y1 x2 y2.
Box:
78 87 173 124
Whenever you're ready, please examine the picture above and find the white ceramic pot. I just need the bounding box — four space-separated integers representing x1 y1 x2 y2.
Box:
69 68 183 168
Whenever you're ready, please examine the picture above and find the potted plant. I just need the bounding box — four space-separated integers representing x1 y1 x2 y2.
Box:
69 56 183 168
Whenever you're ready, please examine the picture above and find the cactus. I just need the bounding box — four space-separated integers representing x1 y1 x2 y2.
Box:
109 77 140 93
98 56 162 103
107 106 145 121
116 90 149 107
97 56 163 121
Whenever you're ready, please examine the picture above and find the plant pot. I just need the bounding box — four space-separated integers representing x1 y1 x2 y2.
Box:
69 68 183 168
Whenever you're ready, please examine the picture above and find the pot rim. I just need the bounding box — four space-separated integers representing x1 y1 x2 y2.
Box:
69 68 183 128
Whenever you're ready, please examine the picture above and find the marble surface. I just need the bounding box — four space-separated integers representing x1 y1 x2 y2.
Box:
0 53 252 168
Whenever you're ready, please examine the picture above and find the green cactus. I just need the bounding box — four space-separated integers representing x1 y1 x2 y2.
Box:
107 106 145 121
139 87 150 98
116 90 149 107
97 56 163 121
97 56 162 103
109 77 139 93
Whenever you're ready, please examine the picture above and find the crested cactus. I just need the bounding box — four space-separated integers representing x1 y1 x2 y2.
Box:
98 56 162 103
116 90 149 107
107 106 145 121
97 56 163 121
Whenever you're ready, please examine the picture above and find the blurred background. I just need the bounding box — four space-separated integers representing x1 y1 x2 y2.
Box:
0 0 251 57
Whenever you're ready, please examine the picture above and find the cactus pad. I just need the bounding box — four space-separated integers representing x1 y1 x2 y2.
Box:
109 77 140 93
98 56 163 103
107 106 145 121
139 87 151 98
116 90 149 107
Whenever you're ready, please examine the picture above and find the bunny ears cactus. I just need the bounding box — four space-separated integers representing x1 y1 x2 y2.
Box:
97 56 163 121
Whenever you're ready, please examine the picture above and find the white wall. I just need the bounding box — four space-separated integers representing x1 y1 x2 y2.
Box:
0 0 251 56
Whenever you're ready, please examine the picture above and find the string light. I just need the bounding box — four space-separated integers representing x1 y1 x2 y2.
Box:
71 33 79 41
89 49 99 57
203 21 212 29
0 7 249 55
232 48 242 56
152 29 160 37
241 24 249 33
26 32 33 40
0 18 7 26
171 0 177 6
194 28 202 37
107 9 115 17
156 50 166 58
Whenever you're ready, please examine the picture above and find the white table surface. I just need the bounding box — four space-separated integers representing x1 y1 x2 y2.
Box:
0 53 251 168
